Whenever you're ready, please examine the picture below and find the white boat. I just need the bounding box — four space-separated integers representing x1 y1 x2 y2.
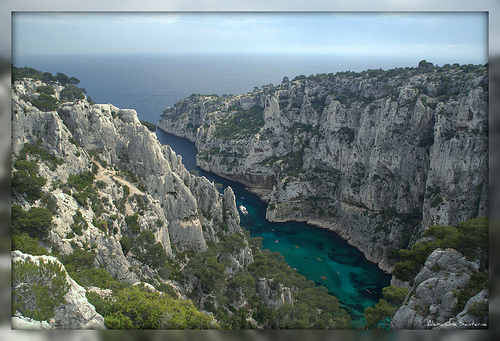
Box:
238 205 248 215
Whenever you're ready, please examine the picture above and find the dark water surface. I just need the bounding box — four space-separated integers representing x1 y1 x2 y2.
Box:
156 128 391 328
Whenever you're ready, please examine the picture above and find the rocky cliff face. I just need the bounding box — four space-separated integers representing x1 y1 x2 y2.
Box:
158 63 488 272
10 77 253 324
11 73 350 329
11 78 244 275
390 248 488 329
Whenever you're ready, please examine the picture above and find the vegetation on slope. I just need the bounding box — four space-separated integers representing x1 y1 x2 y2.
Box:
140 119 157 132
213 106 265 141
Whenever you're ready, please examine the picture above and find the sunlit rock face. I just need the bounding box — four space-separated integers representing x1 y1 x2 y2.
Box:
158 64 488 272
11 78 242 282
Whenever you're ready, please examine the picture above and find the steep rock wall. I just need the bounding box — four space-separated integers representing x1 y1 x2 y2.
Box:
11 78 243 283
158 64 488 272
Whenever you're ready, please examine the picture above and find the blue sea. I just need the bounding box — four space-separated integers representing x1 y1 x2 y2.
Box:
13 53 393 327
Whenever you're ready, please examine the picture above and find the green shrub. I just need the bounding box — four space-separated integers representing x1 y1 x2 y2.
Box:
12 66 45 83
11 205 53 239
156 283 178 298
140 120 156 132
70 267 118 289
11 233 48 256
60 247 96 274
120 236 136 255
125 213 140 234
95 180 106 189
12 257 70 321
220 233 246 253
31 93 59 112
70 210 88 235
68 171 98 208
454 272 488 313
123 185 130 197
132 230 167 268
466 301 488 322
67 171 95 191
104 313 134 329
102 285 218 329
60 84 86 102
11 159 47 201
364 286 409 329
36 85 55 95
18 143 63 171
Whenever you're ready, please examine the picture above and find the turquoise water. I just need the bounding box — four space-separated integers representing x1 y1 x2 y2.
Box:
156 128 391 327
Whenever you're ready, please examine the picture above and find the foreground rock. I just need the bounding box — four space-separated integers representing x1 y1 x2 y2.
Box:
11 77 243 284
11 250 106 330
390 248 488 329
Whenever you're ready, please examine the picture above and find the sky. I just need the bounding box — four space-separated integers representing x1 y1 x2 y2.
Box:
11 12 488 64
0 1 499 61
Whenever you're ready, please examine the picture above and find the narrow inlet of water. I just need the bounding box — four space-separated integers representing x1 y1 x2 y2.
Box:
155 128 391 327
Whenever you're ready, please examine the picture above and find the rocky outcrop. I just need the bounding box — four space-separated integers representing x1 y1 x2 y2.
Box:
390 248 487 329
158 63 488 271
256 277 294 311
452 289 489 329
11 250 106 330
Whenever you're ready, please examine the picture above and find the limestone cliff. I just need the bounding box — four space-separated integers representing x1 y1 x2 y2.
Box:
10 76 251 323
10 70 350 329
11 78 243 278
157 62 488 272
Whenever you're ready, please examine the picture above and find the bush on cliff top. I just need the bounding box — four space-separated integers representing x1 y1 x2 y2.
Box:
393 217 488 283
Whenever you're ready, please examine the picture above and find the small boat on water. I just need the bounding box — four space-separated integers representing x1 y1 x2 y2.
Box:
366 289 373 294
293 268 298 271
238 205 248 215
316 257 322 261
275 240 279 243
321 276 327 280
295 245 299 249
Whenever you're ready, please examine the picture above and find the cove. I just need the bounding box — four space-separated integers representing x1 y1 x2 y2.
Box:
155 128 391 328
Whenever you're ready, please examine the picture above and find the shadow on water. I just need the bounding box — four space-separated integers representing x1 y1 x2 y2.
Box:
155 128 391 328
